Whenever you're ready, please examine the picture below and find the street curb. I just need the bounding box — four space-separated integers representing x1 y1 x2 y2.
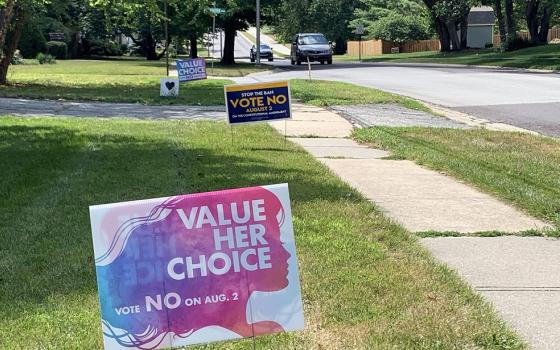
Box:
346 61 560 75
421 102 541 135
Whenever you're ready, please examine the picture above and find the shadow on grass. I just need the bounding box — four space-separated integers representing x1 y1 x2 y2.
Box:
0 121 358 320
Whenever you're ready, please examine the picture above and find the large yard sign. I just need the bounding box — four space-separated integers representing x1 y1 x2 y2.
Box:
89 184 304 350
224 81 292 124
176 58 207 82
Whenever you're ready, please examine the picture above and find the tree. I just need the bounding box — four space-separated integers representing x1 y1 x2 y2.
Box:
369 13 431 45
1 0 44 84
217 0 254 65
526 0 558 44
422 0 473 51
271 0 357 54
92 0 177 60
171 0 209 59
352 0 432 44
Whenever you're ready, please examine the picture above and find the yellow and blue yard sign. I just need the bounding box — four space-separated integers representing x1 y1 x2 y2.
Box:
224 81 292 124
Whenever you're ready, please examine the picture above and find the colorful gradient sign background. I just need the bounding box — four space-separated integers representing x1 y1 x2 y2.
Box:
89 184 304 350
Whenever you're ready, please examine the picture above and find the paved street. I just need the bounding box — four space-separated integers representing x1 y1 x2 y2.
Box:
236 61 560 137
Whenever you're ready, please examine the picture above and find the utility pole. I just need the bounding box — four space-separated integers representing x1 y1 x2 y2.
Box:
256 0 261 66
211 1 216 73
164 0 169 76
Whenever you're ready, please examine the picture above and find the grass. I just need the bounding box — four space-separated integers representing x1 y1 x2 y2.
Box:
290 79 429 111
353 127 560 232
0 59 270 105
0 116 524 349
338 44 560 71
0 61 433 110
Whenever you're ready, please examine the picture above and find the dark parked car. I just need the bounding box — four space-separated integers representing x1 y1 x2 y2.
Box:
250 44 274 62
290 33 333 65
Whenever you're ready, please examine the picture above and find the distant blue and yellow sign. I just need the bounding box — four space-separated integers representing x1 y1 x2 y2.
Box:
177 58 207 82
224 81 292 124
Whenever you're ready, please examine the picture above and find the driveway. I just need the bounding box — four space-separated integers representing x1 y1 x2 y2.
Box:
235 61 560 137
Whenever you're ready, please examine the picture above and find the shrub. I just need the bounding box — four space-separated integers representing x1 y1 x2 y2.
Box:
500 36 539 52
167 45 177 58
18 21 47 58
84 39 123 56
10 50 25 65
46 41 68 59
369 13 431 46
37 53 57 64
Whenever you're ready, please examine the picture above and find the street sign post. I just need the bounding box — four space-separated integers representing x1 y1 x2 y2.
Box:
256 0 261 66
208 5 226 73
354 24 365 62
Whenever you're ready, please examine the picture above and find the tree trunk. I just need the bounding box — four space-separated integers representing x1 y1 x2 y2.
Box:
437 20 451 52
494 0 507 43
0 7 25 85
189 36 198 58
527 0 539 40
0 0 15 52
220 24 236 65
505 0 516 38
459 12 469 49
537 8 551 43
527 0 552 44
446 22 461 51
334 37 346 55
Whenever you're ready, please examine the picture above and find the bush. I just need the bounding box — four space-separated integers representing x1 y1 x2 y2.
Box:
84 38 123 56
369 13 431 46
500 36 539 52
46 41 68 59
10 50 25 65
37 53 57 64
18 21 47 58
167 45 177 58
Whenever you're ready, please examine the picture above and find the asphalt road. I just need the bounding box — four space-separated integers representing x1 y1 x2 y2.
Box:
210 30 253 61
234 58 560 137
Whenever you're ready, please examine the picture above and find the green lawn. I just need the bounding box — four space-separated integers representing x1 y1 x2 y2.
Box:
290 79 429 110
353 127 560 233
0 59 432 110
0 59 270 105
0 116 523 349
338 44 560 71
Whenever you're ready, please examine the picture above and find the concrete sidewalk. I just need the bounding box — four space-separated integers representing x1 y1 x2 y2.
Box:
277 105 549 234
0 97 226 120
279 104 557 350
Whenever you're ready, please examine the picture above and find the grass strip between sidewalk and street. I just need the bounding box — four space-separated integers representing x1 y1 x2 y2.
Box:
353 127 560 234
0 116 524 349
290 79 429 111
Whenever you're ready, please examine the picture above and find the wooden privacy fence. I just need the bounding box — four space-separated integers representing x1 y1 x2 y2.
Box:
350 26 560 56
347 39 440 56
493 26 560 46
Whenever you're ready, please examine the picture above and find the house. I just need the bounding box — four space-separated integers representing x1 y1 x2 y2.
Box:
467 6 495 49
